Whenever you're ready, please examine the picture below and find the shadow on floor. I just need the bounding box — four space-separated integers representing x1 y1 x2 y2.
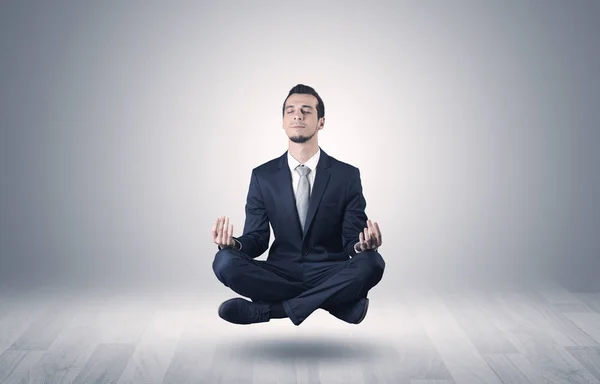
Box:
227 336 392 362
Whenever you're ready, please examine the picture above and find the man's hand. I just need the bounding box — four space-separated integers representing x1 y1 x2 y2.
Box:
354 219 382 252
212 216 236 249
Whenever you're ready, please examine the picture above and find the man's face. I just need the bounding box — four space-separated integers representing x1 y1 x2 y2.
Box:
282 93 324 144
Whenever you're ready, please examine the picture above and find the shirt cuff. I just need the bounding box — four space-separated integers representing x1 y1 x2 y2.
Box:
354 243 378 253
218 238 242 250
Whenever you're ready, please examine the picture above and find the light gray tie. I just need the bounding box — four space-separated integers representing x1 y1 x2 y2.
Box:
295 164 311 231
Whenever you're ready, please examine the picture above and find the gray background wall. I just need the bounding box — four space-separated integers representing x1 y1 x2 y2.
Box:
1 0 599 293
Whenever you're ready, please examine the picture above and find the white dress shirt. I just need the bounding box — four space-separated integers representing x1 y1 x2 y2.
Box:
287 148 320 197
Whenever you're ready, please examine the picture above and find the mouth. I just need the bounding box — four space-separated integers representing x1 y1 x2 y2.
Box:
291 125 305 129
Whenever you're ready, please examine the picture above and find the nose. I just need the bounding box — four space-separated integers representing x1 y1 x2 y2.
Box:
293 110 303 120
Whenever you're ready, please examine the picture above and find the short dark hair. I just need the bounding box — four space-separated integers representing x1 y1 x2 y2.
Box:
282 84 325 119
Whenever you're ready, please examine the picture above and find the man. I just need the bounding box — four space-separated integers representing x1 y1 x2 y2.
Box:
211 84 385 326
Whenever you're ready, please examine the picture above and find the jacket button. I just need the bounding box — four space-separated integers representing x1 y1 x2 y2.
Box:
302 253 307 256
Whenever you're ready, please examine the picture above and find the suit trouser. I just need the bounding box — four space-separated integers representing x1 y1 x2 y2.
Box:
212 248 385 325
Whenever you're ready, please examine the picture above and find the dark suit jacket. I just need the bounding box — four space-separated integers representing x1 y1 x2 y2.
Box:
233 147 369 263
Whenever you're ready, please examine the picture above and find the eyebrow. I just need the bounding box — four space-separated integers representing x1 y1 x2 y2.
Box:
285 105 314 110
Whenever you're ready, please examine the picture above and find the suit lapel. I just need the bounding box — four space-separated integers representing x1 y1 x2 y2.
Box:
303 149 331 241
275 152 303 238
276 148 333 241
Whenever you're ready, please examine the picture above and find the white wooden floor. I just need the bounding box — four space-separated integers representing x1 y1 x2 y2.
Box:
1 280 600 383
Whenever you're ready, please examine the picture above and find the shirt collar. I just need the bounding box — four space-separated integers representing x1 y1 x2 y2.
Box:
287 147 321 173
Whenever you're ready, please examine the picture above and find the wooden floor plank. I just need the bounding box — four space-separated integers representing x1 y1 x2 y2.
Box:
70 291 154 384
533 280 594 313
9 303 76 350
359 297 453 382
250 358 298 384
564 313 600 344
1 350 46 384
294 360 324 384
95 297 154 346
207 341 255 384
452 291 551 383
0 349 29 383
576 293 600 315
440 290 518 354
482 353 533 384
72 343 135 384
116 309 187 383
162 304 221 384
567 347 600 381
406 287 504 384
0 295 49 355
486 291 600 383
28 299 116 384
522 288 600 347
318 359 367 384
249 339 306 384
162 337 218 384
503 353 548 384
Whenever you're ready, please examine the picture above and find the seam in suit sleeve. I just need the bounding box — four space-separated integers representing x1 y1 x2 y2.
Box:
217 238 242 251
233 238 242 250
236 169 270 258
343 167 369 256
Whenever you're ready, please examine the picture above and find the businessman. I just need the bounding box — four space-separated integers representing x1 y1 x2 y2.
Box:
211 84 385 326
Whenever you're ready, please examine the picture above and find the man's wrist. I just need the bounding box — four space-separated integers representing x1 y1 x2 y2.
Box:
353 243 378 253
218 239 239 250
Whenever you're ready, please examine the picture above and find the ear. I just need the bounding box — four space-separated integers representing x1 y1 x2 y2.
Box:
318 117 325 129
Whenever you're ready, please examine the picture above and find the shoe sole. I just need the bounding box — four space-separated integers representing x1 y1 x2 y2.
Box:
356 298 369 324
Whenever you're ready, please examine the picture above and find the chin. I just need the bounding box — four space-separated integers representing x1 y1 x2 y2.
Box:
290 134 312 143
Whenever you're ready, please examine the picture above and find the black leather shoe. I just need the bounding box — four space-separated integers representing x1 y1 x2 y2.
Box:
328 298 369 324
218 298 271 325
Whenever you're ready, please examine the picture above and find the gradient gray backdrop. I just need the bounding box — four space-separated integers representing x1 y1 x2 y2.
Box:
1 0 599 294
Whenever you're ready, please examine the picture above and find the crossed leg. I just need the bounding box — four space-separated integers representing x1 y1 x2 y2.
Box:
212 248 306 303
283 251 385 325
212 248 385 325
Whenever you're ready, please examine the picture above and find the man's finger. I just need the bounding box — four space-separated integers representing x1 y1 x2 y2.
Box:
220 217 226 243
211 219 218 238
373 221 381 236
371 223 381 246
218 217 226 243
367 221 380 247
358 232 364 251
228 224 234 245
214 217 220 242
210 222 217 243
372 221 381 241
